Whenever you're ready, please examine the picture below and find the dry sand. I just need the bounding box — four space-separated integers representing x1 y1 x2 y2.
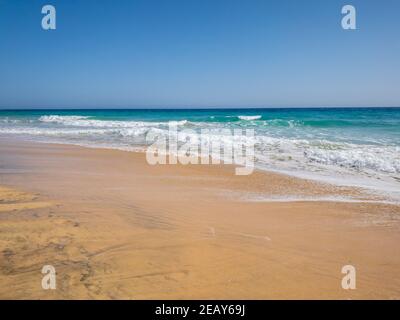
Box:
0 138 399 299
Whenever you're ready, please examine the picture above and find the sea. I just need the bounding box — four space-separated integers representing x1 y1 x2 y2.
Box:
0 107 399 200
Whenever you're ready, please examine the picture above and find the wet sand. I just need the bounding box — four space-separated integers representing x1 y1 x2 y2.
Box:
0 138 399 299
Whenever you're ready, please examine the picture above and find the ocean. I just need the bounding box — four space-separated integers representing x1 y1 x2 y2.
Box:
1 108 399 199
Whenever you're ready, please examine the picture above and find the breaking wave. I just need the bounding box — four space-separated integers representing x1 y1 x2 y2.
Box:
1 110 400 198
238 115 262 121
39 115 188 128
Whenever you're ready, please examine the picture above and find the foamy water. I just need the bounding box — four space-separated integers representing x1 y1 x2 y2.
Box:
0 108 399 200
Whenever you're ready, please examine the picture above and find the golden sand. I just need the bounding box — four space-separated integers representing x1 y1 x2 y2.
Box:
0 186 51 212
0 139 399 299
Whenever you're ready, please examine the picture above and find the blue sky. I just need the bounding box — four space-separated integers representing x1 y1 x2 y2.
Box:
0 0 399 108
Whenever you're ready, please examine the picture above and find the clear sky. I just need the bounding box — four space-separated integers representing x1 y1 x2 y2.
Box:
0 0 399 109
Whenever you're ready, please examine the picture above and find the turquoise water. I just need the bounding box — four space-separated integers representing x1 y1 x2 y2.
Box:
1 108 399 143
1 108 399 195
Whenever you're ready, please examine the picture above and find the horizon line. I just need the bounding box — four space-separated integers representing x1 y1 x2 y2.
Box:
1 106 400 111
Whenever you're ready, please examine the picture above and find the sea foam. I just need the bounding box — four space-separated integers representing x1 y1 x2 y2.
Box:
1 110 400 200
238 115 262 120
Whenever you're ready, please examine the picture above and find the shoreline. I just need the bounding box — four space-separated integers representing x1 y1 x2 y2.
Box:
1 136 399 203
0 138 399 299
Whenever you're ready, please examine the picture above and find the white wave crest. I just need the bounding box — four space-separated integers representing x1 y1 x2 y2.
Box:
39 115 90 123
238 115 262 121
39 115 189 128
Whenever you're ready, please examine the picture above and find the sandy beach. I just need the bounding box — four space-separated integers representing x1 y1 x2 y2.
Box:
0 138 399 299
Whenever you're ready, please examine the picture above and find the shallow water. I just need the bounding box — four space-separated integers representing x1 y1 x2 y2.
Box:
0 107 399 198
